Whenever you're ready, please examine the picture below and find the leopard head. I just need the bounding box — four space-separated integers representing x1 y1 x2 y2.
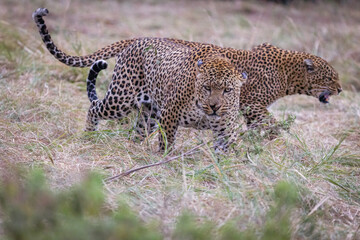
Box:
303 56 342 104
195 57 244 118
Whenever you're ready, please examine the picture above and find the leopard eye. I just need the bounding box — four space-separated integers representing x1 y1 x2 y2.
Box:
204 85 211 91
224 88 233 93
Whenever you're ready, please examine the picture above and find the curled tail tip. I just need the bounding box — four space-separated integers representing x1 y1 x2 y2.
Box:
88 60 107 102
94 60 108 70
32 8 49 20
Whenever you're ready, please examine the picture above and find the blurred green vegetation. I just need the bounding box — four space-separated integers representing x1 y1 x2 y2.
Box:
0 1 359 239
0 169 162 240
0 169 309 240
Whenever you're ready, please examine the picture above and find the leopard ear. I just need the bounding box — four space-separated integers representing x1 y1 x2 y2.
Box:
304 59 315 73
196 59 204 77
241 71 248 80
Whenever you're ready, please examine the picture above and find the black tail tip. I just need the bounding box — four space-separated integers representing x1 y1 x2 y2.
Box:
32 8 49 20
95 60 108 70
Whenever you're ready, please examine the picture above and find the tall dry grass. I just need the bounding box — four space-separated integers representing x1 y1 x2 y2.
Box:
0 0 359 239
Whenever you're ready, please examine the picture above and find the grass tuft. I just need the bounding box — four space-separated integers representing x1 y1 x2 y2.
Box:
0 0 359 238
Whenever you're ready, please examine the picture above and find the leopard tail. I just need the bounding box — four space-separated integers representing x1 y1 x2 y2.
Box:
87 60 108 102
32 8 134 67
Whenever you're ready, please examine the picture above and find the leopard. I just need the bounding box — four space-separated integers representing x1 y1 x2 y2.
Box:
165 39 342 134
33 9 245 152
84 41 244 152
33 8 342 138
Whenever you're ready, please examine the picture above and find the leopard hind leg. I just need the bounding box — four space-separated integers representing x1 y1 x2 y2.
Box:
85 60 140 132
135 102 160 139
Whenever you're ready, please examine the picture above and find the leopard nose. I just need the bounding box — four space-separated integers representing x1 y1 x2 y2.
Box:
210 104 220 112
337 88 342 94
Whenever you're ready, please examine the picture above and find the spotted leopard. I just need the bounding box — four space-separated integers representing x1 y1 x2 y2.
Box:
84 41 243 152
33 8 342 137
166 39 342 133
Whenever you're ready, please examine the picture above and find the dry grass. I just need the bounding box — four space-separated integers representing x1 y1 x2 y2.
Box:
0 0 360 239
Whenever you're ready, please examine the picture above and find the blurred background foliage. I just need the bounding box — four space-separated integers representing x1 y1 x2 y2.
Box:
0 169 303 240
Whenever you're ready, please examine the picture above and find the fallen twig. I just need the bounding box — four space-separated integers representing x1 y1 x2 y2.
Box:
104 142 206 182
308 196 330 216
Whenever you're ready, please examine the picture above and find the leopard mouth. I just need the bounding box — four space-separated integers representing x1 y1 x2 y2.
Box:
208 112 219 117
319 90 331 104
195 100 221 117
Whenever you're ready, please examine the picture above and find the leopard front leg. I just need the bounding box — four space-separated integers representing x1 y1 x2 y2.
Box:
158 108 179 153
194 116 211 130
209 113 240 153
242 104 279 137
242 104 275 128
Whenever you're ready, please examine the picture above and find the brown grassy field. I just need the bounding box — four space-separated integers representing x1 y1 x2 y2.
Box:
0 0 359 239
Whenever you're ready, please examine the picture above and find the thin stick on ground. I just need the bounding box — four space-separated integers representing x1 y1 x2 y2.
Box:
104 142 206 182
104 131 237 182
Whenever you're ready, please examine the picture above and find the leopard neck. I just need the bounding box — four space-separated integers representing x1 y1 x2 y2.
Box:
281 50 312 96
